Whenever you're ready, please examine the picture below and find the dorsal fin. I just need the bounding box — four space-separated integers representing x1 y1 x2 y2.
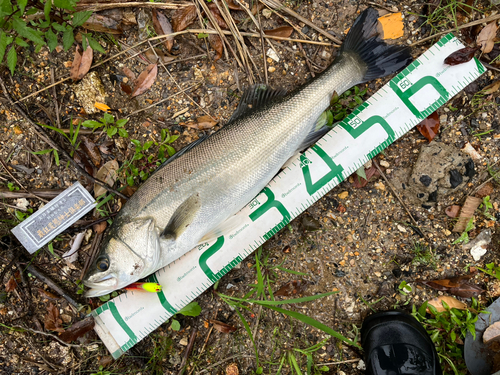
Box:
228 85 288 123
161 193 201 240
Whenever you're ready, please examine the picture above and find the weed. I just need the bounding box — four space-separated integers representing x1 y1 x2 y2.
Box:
90 366 112 375
145 334 174 375
330 86 367 122
169 301 202 331
0 0 100 75
412 298 485 375
98 291 118 302
487 163 500 183
478 262 500 281
7 182 19 191
411 242 437 269
82 113 129 138
480 195 496 220
32 121 82 167
472 129 494 141
452 217 474 245
398 280 412 298
14 208 32 222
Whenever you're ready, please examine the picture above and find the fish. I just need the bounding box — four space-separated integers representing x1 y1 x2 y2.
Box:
83 7 412 297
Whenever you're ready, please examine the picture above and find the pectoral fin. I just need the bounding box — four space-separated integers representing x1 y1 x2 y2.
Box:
161 194 201 240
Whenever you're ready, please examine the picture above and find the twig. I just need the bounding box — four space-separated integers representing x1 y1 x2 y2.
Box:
0 75 128 201
0 189 63 199
298 42 315 78
364 1 398 13
251 305 263 344
177 328 198 375
76 1 191 11
1 323 85 348
317 358 361 365
50 67 61 128
480 60 500 73
0 158 49 203
199 310 217 355
373 161 421 229
195 355 255 374
25 264 80 310
260 0 342 44
411 13 500 47
80 232 104 279
16 31 330 104
0 201 26 211
469 159 500 196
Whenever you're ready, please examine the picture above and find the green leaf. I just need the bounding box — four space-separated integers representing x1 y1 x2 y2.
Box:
81 34 87 51
53 0 77 11
355 165 367 181
234 307 260 366
99 294 111 302
72 11 92 27
143 141 154 151
0 0 13 18
32 148 54 155
116 118 129 127
82 120 104 129
45 28 57 51
197 33 209 38
0 31 11 63
288 353 303 375
62 28 74 51
16 0 27 14
52 23 66 32
7 46 17 75
53 150 60 166
107 127 118 137
170 319 180 331
15 36 28 47
118 128 128 138
166 145 176 156
12 17 45 45
86 34 105 53
103 112 114 124
131 139 141 148
169 135 179 143
127 175 135 186
44 0 51 21
178 301 201 317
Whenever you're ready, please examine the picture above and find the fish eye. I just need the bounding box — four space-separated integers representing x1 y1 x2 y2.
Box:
96 256 109 271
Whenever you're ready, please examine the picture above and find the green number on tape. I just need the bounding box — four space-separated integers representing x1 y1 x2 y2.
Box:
301 145 343 196
249 187 290 240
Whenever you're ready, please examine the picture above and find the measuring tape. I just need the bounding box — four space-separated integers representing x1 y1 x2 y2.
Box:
92 34 485 358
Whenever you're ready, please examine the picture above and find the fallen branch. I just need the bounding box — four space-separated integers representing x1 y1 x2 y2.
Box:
0 158 49 203
76 1 191 11
177 328 198 375
0 189 64 199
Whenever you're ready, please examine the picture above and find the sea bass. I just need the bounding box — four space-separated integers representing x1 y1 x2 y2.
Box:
83 8 411 297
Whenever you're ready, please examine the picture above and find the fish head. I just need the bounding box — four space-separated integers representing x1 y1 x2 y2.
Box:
83 218 162 297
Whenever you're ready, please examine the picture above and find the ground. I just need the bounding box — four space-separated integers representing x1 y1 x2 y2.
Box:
0 0 500 374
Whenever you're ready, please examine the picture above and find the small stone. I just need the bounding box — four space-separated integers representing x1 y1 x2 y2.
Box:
268 66 276 73
179 337 188 346
374 271 382 277
357 360 366 371
419 175 432 187
266 48 279 62
397 224 407 233
379 160 390 168
449 169 463 188
374 181 385 191
262 9 272 18
338 191 348 199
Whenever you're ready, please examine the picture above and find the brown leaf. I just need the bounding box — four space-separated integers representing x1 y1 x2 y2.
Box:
444 47 478 66
121 67 136 81
5 271 21 292
44 303 65 333
225 0 244 10
274 280 309 297
70 45 93 81
251 2 265 15
352 165 381 188
207 4 228 29
453 196 482 232
144 48 176 65
94 160 119 197
172 5 197 32
477 22 498 53
73 150 96 177
99 140 114 155
427 296 467 313
152 9 174 51
208 34 223 61
475 182 494 199
121 82 132 95
445 205 461 218
264 26 294 38
38 288 59 300
184 115 218 130
93 220 107 234
131 64 158 98
208 319 237 333
419 274 484 298
81 136 102 167
416 112 440 142
83 13 123 34
483 80 500 95
59 317 95 343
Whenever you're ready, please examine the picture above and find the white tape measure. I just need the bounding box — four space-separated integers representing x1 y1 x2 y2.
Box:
92 34 485 358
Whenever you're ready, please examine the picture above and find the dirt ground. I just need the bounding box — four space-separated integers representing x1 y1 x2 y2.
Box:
1 0 500 374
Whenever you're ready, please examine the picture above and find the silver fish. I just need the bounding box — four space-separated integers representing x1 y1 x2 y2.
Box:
83 8 411 297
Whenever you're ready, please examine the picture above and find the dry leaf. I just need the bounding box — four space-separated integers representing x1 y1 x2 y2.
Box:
131 64 158 98
264 26 294 38
144 48 176 65
121 67 136 81
419 274 484 298
99 140 114 155
208 34 223 61
207 4 229 29
5 271 21 292
81 136 102 167
226 363 239 375
483 321 500 344
444 47 478 66
483 80 500 95
184 115 218 130
93 220 107 234
208 319 237 333
94 102 110 112
416 112 440 142
73 150 96 177
59 317 95 343
152 9 174 51
453 196 482 232
70 45 93 81
94 160 119 197
352 165 381 188
225 0 244 10
38 288 59 300
377 13 404 40
83 13 123 34
445 205 461 218
44 303 65 333
475 182 494 199
274 280 308 297
172 5 197 32
477 22 498 53
427 296 467 313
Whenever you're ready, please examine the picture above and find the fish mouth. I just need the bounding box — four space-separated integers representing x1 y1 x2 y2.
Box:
83 273 119 297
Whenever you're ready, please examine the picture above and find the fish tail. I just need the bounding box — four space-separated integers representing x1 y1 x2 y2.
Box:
341 8 412 82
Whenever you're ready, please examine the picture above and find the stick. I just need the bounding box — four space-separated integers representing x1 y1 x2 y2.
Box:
25 264 80 310
177 328 198 375
0 158 49 203
411 13 500 47
76 1 192 11
0 323 85 348
195 355 255 374
0 189 63 199
0 75 129 201
317 358 361 366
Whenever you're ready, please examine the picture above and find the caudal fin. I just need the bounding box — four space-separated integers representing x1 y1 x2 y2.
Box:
342 8 412 82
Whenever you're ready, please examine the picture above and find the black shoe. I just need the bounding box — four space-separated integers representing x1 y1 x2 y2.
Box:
361 311 442 375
